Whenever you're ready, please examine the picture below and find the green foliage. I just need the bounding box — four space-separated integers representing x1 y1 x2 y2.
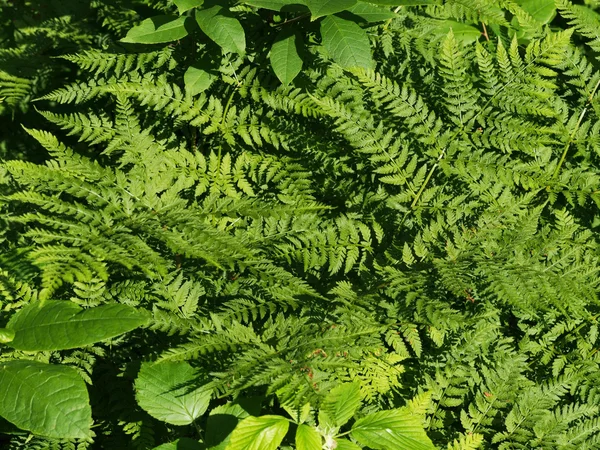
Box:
2 0 600 448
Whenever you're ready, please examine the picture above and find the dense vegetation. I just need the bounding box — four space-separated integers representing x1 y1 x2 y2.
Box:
1 0 600 448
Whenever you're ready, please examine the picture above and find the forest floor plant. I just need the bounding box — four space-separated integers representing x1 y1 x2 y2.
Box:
1 0 600 449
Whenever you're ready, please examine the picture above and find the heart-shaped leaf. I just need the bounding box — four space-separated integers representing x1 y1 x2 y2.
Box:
135 361 211 426
6 300 149 351
0 360 92 439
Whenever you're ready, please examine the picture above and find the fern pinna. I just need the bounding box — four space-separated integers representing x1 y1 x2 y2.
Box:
1 0 600 449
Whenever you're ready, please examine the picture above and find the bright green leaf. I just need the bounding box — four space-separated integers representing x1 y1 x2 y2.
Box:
0 360 92 439
335 439 363 450
296 424 321 450
519 0 556 25
226 415 289 450
185 65 216 96
173 0 205 14
346 2 397 22
305 0 357 18
121 15 191 44
351 409 436 450
6 300 149 351
205 402 253 450
270 30 303 85
135 361 212 426
0 328 14 343
195 6 246 54
152 438 204 450
319 383 361 428
320 15 373 69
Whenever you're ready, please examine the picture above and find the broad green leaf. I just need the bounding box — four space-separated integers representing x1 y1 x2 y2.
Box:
270 30 303 85
205 402 252 450
351 409 436 450
305 0 357 18
0 360 92 439
244 0 307 10
152 438 204 450
135 361 212 425
226 415 289 450
185 65 216 96
367 0 436 5
519 0 556 25
174 0 205 14
432 20 481 44
0 328 14 343
346 2 397 22
320 16 373 69
319 383 361 427
121 15 191 44
6 300 149 351
296 424 321 450
195 6 246 54
335 439 363 450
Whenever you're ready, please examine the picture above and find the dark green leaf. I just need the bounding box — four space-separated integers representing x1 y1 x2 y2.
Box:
185 66 216 96
195 6 246 54
270 30 303 85
351 409 435 450
0 361 92 439
174 0 205 14
135 362 212 426
306 0 357 18
244 0 306 10
6 300 149 351
320 15 373 69
346 2 397 22
121 15 191 44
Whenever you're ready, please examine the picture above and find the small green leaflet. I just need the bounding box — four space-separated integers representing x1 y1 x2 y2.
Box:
226 415 289 450
121 15 191 44
135 361 212 426
6 300 150 351
347 2 397 22
320 15 374 69
270 30 303 85
305 0 357 19
351 409 436 450
296 424 321 450
0 328 14 343
0 361 92 439
173 0 205 14
195 6 246 54
185 65 216 96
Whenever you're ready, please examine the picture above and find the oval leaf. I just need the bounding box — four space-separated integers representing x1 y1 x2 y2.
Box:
320 15 373 69
270 30 303 85
135 361 211 426
195 6 246 54
121 15 191 44
306 0 357 19
185 65 216 96
351 409 435 450
319 382 361 428
174 0 205 14
6 300 149 351
296 424 321 450
226 415 289 450
0 360 92 439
